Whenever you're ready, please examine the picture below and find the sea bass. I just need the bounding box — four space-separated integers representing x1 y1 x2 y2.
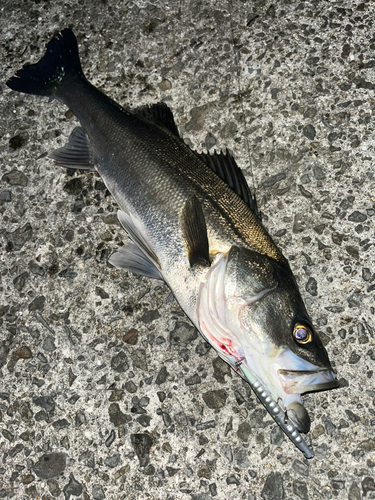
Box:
7 29 338 458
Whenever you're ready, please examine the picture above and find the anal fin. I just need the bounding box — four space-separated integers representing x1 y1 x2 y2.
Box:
181 197 210 268
49 126 96 170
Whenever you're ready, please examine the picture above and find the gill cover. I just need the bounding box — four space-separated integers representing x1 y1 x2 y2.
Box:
197 246 337 402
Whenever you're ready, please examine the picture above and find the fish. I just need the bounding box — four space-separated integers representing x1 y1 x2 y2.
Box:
7 29 338 458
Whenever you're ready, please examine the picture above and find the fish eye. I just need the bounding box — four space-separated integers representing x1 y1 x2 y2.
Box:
293 324 313 344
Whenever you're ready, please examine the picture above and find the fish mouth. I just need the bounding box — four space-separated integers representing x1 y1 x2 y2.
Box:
278 368 339 394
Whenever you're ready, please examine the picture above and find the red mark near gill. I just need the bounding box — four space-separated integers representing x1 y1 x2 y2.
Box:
200 318 236 357
209 332 234 356
218 340 234 356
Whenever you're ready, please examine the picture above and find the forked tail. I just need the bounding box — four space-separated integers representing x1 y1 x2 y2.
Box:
6 29 84 98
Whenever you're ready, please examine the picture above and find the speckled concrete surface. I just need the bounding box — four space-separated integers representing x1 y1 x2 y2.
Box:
1 1 375 499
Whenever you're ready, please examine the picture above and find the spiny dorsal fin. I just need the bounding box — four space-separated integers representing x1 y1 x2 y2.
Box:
49 126 96 170
134 102 180 138
181 196 210 268
193 148 261 220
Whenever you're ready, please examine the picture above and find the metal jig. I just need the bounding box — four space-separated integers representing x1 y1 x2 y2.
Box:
236 361 314 459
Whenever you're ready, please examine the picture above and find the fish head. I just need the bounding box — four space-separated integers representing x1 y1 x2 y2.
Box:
197 246 338 431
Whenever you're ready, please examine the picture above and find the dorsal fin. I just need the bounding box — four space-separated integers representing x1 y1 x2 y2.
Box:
134 103 260 218
134 102 180 138
181 197 210 268
193 148 261 220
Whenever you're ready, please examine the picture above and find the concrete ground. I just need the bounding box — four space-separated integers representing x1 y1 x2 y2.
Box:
1 0 374 499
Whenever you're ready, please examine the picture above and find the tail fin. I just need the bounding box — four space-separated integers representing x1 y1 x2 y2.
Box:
6 29 84 98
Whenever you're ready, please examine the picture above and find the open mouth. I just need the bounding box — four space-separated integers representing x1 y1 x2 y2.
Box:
278 368 339 394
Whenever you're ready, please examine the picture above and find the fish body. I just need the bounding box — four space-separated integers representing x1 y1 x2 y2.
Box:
7 29 338 456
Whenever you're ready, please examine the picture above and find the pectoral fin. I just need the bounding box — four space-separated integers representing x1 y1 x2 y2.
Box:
181 197 210 268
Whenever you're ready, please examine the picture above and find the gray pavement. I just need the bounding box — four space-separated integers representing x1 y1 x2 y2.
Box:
1 0 374 499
